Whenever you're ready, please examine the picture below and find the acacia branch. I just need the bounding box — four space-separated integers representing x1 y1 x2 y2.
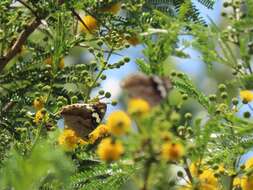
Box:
0 18 41 72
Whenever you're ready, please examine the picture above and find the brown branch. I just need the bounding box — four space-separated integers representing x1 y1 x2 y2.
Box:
0 1 66 73
0 18 41 72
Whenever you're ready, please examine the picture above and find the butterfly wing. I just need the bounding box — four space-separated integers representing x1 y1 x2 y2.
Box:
121 73 172 106
60 102 107 140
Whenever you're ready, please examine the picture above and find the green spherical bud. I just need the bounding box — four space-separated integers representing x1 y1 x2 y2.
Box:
221 12 227 17
96 52 103 57
57 101 63 107
232 70 238 76
218 84 226 92
88 47 94 53
97 40 103 46
105 92 111 98
123 57 130 63
208 94 217 101
71 96 78 103
182 94 188 100
81 70 89 77
185 113 192 120
99 90 105 95
170 70 177 77
243 111 251 118
187 128 194 136
177 72 184 78
232 98 239 105
240 164 246 170
100 74 107 80
111 100 118 106
221 92 228 99
212 165 219 170
223 2 230 8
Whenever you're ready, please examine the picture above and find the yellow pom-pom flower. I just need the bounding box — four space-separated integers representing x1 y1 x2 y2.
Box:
233 178 241 187
180 169 218 190
34 109 47 124
107 111 131 136
161 142 184 161
33 97 44 110
58 129 80 151
97 138 124 161
245 157 253 169
127 98 150 117
80 15 98 33
198 169 218 189
240 90 253 103
241 176 253 190
100 2 121 14
88 124 109 144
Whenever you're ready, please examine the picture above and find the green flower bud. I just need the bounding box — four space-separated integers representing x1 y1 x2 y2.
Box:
232 98 239 105
243 111 251 118
209 94 217 101
111 100 118 106
218 84 226 92
99 90 105 95
105 92 111 98
221 92 228 99
185 113 192 120
100 75 107 80
123 57 130 63
71 96 78 103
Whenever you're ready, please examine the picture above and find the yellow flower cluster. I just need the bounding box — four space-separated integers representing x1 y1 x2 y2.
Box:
80 2 121 33
96 138 124 161
95 110 131 161
240 90 253 104
127 98 150 117
161 142 184 161
33 97 44 110
58 129 87 151
232 157 253 190
180 162 219 190
107 110 131 136
34 109 48 125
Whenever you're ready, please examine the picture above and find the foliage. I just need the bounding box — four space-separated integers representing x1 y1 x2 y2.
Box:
1 0 253 190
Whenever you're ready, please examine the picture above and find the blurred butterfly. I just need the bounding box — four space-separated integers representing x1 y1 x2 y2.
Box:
59 102 107 140
121 73 172 106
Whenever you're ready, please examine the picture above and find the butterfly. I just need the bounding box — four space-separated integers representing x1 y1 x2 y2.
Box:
121 73 172 106
59 102 107 140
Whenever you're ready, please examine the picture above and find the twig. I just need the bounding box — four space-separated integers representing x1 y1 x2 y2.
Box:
0 18 41 72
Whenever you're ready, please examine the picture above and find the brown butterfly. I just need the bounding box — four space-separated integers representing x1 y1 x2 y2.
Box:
59 102 107 140
121 73 172 106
